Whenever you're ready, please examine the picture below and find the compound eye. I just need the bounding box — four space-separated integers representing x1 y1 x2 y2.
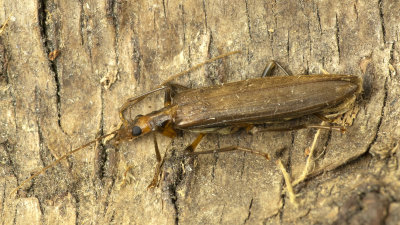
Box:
132 126 142 136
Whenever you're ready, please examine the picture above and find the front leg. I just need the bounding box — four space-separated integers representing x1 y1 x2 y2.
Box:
188 146 269 160
147 133 164 189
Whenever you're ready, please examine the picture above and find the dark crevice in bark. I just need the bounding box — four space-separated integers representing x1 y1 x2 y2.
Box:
207 32 223 85
365 77 388 154
162 0 167 19
8 84 19 190
1 176 6 216
101 1 119 184
286 30 290 61
80 4 92 61
180 4 186 45
332 180 389 225
69 191 80 223
11 201 17 225
219 204 226 224
290 132 296 148
102 150 117 218
3 141 18 184
353 3 359 21
153 12 158 49
234 136 245 179
298 208 311 221
389 43 395 77
316 4 322 34
108 0 120 77
245 48 251 65
38 0 63 132
240 144 246 179
278 133 295 224
37 199 46 224
244 0 252 40
131 7 142 83
52 74 62 130
108 210 116 224
335 13 341 63
107 0 117 27
97 93 107 183
287 132 295 179
269 34 274 58
278 182 286 224
0 40 8 85
99 3 118 205
187 44 193 87
207 31 213 59
168 152 184 225
320 130 333 159
132 35 141 83
202 0 208 30
97 82 116 198
211 135 220 181
307 21 312 63
79 0 85 46
266 3 277 58
378 0 386 44
304 57 310 75
243 198 254 224
390 42 395 62
34 87 47 169
33 88 65 209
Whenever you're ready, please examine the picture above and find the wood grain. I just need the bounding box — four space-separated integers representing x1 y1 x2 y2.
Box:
1 0 399 224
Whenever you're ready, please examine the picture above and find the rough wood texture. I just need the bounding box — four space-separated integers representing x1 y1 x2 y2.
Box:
1 0 399 224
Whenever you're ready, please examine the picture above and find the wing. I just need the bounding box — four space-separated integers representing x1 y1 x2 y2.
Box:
173 75 361 129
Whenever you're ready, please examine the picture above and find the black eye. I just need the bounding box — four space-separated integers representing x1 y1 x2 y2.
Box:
132 126 142 136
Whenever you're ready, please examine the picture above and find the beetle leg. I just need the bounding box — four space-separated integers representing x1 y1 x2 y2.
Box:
184 133 206 152
261 61 276 77
118 165 134 188
163 83 190 107
147 133 165 189
183 128 267 158
261 60 289 77
187 146 269 160
313 113 334 122
292 122 325 187
148 125 179 189
156 121 178 138
164 88 172 107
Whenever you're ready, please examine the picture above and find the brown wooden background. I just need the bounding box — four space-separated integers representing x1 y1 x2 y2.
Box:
1 0 400 224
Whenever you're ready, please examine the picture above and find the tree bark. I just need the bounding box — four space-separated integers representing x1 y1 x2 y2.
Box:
1 0 399 224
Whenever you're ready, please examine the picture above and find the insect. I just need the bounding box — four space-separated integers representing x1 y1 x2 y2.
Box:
11 51 362 194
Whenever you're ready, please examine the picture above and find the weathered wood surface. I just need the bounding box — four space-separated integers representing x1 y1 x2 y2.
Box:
1 0 399 224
